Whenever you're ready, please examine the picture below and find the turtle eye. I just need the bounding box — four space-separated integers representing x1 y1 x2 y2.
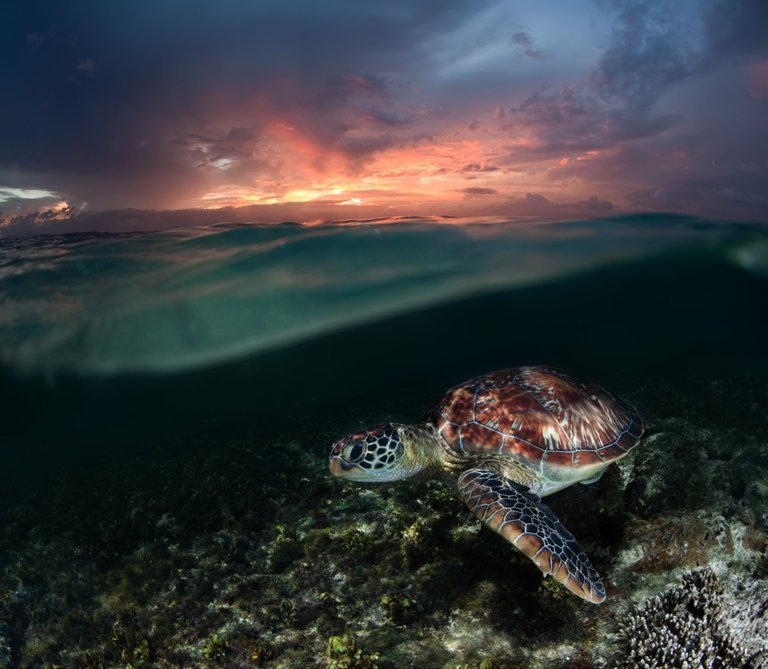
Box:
343 442 365 463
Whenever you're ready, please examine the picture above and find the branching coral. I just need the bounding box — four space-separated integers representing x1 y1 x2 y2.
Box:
616 568 766 669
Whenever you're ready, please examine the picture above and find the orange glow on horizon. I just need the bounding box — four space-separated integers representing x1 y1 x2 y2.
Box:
182 107 612 217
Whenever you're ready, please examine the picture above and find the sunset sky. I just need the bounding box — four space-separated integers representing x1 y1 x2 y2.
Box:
1 0 767 235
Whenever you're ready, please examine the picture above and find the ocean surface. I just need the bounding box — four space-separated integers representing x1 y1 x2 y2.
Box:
1 213 767 667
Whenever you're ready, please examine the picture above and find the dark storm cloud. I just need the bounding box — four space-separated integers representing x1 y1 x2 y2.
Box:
498 0 768 220
506 2 701 158
507 84 680 160
591 0 768 114
544 71 768 222
1 0 766 232
593 1 700 109
0 0 487 209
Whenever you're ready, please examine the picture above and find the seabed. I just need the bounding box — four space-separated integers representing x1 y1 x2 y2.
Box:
1 375 767 668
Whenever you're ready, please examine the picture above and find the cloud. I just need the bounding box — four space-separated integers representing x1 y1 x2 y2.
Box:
0 203 81 236
506 84 682 162
504 2 701 161
461 187 498 197
0 186 61 206
512 86 596 133
173 127 260 160
1 0 766 226
0 1 492 211
537 65 768 222
511 192 551 213
337 134 397 160
507 192 614 217
506 86 608 159
461 163 500 173
170 126 271 179
311 74 391 112
489 0 768 221
511 31 543 59
703 0 768 61
363 108 416 128
592 1 700 109
75 59 96 75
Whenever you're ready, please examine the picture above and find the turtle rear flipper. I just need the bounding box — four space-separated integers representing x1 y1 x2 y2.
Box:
457 468 606 604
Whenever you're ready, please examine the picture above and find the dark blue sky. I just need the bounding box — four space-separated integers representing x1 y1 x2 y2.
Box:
1 0 767 235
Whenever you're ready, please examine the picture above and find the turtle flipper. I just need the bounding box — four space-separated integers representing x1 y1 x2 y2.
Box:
457 467 606 604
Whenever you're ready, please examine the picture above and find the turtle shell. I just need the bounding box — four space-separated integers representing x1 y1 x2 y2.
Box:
426 366 643 473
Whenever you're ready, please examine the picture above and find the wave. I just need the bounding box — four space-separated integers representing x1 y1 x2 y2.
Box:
0 214 765 376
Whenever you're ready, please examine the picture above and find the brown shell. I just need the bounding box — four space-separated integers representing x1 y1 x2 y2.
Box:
426 366 643 472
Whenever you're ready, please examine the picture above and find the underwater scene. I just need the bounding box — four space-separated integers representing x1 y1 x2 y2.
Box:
1 214 768 668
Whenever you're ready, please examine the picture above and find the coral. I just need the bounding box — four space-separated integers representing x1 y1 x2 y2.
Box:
723 578 768 667
615 568 766 668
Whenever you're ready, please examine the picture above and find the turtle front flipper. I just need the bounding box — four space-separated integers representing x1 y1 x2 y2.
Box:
457 468 606 604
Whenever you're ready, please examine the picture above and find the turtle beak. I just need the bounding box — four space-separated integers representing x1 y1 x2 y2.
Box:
328 456 346 477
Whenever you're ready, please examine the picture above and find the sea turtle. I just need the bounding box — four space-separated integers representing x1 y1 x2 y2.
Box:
328 366 643 604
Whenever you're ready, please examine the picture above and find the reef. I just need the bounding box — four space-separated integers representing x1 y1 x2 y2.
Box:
0 374 766 667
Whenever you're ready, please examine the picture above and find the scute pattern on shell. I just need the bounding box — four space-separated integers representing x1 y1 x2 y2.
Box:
426 366 643 471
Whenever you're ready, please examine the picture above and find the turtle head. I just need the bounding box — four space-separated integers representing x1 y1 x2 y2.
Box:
329 423 427 482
